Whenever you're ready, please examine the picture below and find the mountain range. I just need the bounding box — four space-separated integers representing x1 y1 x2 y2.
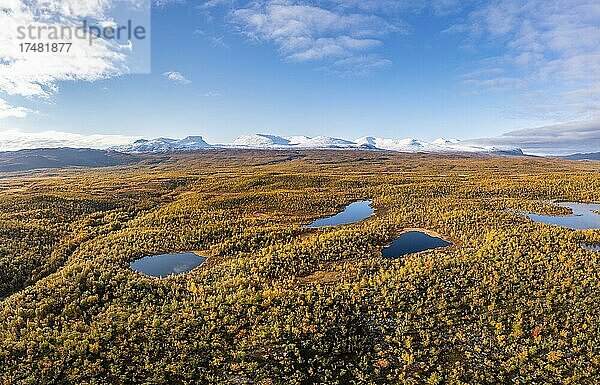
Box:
112 134 525 156
1 136 596 173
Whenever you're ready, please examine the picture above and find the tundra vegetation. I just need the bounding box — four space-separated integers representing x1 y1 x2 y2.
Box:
0 150 599 384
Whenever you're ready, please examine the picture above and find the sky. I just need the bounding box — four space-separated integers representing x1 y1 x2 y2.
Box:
1 0 600 155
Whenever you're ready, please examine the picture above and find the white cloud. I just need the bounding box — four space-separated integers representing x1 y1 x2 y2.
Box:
455 0 600 119
194 29 230 48
468 119 600 155
0 129 139 151
322 54 392 77
0 98 30 119
198 0 468 74
200 0 230 8
224 1 403 74
154 0 184 7
0 0 149 119
162 71 191 84
0 1 141 98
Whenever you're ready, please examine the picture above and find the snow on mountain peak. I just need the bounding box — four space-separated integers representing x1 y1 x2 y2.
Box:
179 136 206 144
356 137 426 151
296 136 355 148
284 136 312 145
231 134 355 149
111 133 525 156
232 134 291 147
112 135 211 153
355 136 377 146
432 138 461 146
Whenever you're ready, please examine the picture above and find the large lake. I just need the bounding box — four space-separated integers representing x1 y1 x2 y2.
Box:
382 231 452 259
130 252 206 278
307 200 374 228
527 202 600 230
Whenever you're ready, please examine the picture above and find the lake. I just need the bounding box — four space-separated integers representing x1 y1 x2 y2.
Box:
382 231 452 259
307 200 374 228
130 252 206 278
526 202 600 230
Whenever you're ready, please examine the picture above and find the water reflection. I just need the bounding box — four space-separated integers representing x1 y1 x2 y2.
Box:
382 231 452 259
130 252 206 278
307 200 374 228
582 244 600 252
527 202 600 230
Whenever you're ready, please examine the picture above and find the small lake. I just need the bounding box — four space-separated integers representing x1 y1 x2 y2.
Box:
583 244 600 252
130 252 206 278
526 202 600 230
307 200 374 228
382 231 452 259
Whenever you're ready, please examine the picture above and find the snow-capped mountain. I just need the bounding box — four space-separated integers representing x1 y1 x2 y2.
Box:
355 136 523 155
287 136 356 148
110 134 524 156
112 136 211 153
355 137 428 151
432 138 461 146
232 134 291 147
231 134 356 149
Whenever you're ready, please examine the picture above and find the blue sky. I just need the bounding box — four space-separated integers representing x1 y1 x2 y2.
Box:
1 0 600 153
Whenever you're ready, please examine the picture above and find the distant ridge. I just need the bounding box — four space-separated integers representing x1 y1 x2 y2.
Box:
562 152 600 160
109 134 525 156
0 148 134 172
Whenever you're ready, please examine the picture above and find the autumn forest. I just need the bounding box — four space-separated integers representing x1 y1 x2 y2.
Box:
0 150 599 384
